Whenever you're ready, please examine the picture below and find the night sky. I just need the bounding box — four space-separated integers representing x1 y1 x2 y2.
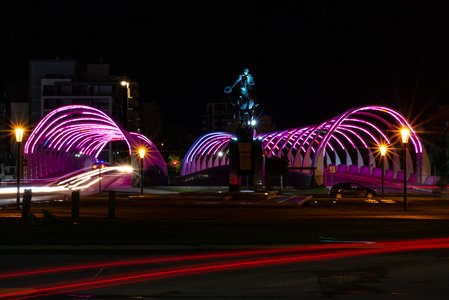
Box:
2 1 449 134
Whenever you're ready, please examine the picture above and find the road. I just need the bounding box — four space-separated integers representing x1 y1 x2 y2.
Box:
1 238 449 299
1 169 448 298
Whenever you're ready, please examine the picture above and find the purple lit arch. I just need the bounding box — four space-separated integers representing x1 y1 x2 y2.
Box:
182 106 431 185
181 132 233 176
24 105 167 178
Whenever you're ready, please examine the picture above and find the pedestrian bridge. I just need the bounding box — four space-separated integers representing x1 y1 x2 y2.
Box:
24 105 167 179
181 106 434 186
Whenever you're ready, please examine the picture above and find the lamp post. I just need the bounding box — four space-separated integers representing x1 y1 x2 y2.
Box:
380 145 387 200
401 127 410 211
120 80 131 130
15 127 24 210
138 148 146 195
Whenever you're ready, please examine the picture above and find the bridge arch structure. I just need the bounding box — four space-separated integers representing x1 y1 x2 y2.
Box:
24 105 167 179
182 106 431 185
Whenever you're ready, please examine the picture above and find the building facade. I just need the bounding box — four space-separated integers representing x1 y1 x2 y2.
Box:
1 83 28 182
29 59 145 165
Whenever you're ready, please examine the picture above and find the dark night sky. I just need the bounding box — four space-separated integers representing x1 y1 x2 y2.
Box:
2 1 449 134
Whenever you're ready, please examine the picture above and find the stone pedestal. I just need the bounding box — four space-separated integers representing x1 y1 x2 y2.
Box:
229 126 265 191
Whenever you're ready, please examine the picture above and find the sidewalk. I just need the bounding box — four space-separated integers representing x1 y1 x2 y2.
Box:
107 186 180 195
1 192 449 252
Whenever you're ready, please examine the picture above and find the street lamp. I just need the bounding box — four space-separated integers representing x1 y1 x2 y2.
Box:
120 80 131 97
138 148 146 195
15 127 24 210
120 80 132 130
379 144 387 200
401 127 410 211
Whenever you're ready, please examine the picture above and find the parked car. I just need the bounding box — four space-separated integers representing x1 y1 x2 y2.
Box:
329 182 377 199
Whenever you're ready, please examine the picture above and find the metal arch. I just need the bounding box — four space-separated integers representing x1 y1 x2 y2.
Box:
181 132 234 176
312 106 427 185
313 106 419 165
24 105 167 179
182 105 430 184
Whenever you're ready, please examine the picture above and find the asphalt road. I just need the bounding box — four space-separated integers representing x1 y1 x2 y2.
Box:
76 250 449 300
1 247 448 299
1 183 449 298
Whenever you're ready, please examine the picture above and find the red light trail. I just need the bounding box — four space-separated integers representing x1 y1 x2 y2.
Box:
1 237 449 299
0 243 366 280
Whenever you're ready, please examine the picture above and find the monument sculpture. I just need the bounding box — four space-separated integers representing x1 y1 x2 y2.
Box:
224 68 258 126
224 68 264 191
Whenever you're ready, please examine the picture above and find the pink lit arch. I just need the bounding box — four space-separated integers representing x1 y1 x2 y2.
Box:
24 105 167 178
181 106 430 185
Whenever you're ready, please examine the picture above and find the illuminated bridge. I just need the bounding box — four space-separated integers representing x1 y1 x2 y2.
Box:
181 106 432 186
24 105 167 179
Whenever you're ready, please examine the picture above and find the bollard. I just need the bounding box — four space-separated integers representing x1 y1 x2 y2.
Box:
108 191 116 219
71 190 80 220
279 175 284 194
22 189 32 219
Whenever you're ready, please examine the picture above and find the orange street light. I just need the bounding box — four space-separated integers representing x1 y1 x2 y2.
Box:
15 127 25 209
401 127 410 144
379 144 387 199
138 148 146 195
401 127 410 211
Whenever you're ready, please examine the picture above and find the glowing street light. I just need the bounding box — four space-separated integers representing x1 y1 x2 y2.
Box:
15 127 24 210
138 147 146 195
379 144 387 200
120 80 132 130
120 80 131 97
400 127 410 211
